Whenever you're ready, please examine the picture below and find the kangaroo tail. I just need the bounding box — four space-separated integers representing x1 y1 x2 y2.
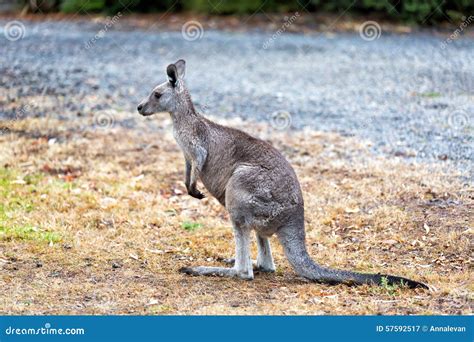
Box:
277 224 428 289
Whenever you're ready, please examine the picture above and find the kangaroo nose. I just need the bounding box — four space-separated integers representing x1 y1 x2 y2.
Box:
137 104 143 111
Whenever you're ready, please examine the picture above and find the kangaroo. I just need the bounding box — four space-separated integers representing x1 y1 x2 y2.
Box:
137 59 428 289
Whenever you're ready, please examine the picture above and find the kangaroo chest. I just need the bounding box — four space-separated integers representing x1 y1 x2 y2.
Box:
173 128 197 160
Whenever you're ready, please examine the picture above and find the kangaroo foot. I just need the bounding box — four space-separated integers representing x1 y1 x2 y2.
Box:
220 258 275 273
179 266 254 280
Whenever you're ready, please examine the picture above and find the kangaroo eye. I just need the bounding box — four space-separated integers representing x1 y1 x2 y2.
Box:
154 92 161 99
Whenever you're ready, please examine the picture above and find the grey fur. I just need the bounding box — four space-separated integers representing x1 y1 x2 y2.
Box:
137 60 428 289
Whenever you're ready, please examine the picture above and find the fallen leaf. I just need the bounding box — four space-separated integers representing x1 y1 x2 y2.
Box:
423 223 430 234
173 188 184 195
146 299 159 306
100 197 117 209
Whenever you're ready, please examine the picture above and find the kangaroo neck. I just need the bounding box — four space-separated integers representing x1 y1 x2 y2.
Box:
169 99 202 128
169 105 209 154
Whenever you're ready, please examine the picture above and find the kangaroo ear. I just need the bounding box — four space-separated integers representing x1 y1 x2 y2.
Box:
167 64 178 86
174 59 186 79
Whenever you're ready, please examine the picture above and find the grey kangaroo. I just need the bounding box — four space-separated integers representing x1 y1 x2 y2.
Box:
137 59 427 289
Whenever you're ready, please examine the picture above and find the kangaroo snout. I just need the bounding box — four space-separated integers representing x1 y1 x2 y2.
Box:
137 101 151 116
137 102 148 115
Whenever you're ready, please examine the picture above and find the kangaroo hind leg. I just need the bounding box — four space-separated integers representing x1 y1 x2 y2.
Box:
179 224 254 280
256 234 276 272
221 233 275 273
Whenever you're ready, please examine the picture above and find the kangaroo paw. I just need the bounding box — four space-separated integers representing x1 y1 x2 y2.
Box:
188 189 205 199
255 264 276 273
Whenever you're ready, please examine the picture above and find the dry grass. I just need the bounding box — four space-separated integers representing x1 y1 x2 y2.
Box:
0 112 472 315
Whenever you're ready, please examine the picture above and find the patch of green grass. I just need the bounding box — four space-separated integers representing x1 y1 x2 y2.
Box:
181 221 203 231
0 168 14 193
368 276 407 296
24 173 43 185
0 204 6 221
0 225 61 243
148 304 175 315
0 168 35 219
419 92 441 98
0 167 62 244
379 276 402 296
6 198 34 213
48 178 77 190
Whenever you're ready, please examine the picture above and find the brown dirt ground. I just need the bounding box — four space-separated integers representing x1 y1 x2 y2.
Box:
0 110 472 315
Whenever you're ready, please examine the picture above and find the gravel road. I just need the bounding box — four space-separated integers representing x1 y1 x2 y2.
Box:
1 19 472 175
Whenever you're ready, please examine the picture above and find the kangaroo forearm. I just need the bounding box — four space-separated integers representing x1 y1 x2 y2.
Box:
189 163 199 190
185 146 207 199
185 160 191 189
186 161 205 199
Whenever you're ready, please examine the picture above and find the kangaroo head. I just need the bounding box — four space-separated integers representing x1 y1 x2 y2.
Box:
137 59 187 116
